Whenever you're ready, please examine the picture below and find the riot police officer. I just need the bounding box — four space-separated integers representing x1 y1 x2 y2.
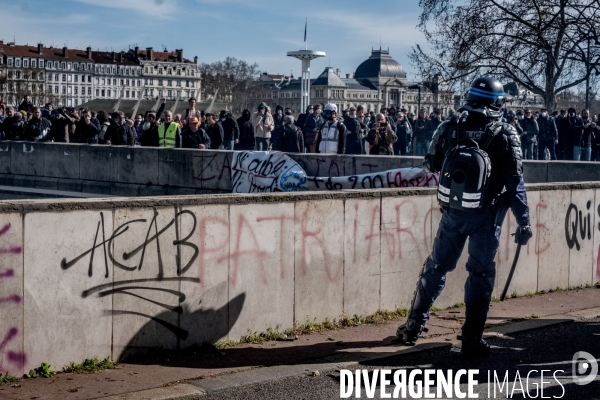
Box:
395 77 533 359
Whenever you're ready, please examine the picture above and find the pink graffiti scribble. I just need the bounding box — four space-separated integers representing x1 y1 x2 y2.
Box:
0 224 22 254
0 295 21 305
0 269 14 279
0 224 11 236
0 247 22 254
0 328 18 354
7 351 26 368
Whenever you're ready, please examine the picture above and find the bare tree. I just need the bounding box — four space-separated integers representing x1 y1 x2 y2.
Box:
412 0 600 110
198 57 261 115
1 67 46 107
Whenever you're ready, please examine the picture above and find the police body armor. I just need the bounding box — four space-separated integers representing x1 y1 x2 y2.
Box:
437 113 499 211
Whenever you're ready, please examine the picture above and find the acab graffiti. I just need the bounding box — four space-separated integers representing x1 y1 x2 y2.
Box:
61 207 200 340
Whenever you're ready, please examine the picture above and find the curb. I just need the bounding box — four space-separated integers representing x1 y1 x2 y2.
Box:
99 308 600 399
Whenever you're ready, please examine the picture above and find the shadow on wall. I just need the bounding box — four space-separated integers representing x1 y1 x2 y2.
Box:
112 286 245 360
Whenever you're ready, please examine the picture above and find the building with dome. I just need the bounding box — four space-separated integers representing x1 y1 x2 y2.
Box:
252 49 455 116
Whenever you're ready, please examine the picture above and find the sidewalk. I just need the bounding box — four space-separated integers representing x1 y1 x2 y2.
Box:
1 287 599 400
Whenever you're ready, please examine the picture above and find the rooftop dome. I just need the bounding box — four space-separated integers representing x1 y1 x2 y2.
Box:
355 49 407 79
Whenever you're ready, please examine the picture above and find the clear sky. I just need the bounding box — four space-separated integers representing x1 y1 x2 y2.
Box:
1 0 427 80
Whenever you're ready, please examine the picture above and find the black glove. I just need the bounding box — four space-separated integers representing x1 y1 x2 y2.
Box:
514 225 533 245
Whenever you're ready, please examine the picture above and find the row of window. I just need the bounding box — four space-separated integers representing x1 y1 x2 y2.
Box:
7 71 44 80
6 83 44 92
5 58 96 71
95 89 139 98
47 73 93 83
143 66 196 76
48 85 93 96
95 66 140 75
142 78 195 88
95 78 141 86
4 59 199 78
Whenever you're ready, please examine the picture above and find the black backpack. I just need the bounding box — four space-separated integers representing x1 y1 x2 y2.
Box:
437 112 499 211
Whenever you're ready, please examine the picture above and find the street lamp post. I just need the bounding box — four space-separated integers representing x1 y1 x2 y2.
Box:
585 33 600 110
408 84 422 113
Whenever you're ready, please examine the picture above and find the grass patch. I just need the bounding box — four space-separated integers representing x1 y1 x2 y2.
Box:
430 306 442 312
63 357 118 373
449 302 465 309
0 373 19 386
215 308 410 349
23 363 56 379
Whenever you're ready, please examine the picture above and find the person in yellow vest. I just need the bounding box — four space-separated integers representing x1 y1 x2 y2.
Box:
157 110 182 148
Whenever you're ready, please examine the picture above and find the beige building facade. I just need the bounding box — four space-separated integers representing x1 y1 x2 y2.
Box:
253 49 455 115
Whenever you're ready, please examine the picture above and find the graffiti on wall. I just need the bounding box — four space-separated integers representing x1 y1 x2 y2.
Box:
0 222 26 373
61 207 201 340
564 200 600 279
231 151 439 193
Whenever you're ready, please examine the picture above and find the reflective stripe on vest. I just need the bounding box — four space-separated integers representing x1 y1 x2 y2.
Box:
158 122 178 148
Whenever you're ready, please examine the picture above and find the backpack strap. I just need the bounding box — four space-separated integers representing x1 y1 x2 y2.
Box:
479 121 504 150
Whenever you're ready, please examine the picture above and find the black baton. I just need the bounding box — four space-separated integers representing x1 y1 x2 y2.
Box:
501 241 522 301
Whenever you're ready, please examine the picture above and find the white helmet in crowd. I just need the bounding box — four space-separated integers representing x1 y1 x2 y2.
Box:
323 103 338 119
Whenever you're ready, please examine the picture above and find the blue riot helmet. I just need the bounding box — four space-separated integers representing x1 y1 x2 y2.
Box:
463 77 506 118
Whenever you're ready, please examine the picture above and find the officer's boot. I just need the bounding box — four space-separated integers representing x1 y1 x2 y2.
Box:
461 266 495 359
396 257 448 346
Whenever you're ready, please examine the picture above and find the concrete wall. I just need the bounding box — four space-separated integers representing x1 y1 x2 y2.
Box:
0 183 599 374
1 141 600 197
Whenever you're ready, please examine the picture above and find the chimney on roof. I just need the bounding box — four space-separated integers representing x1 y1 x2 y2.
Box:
134 46 139 57
0 40 4 52
194 56 198 64
111 51 115 62
118 52 123 62
37 43 43 55
176 49 183 62
146 47 153 60
86 46 92 59
346 73 350 79
63 46 67 58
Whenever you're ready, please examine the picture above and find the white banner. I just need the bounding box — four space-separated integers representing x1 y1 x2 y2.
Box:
231 151 438 193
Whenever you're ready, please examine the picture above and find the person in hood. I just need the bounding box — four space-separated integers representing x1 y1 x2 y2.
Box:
0 107 25 141
555 109 572 160
343 106 366 155
274 115 304 153
219 110 240 150
206 113 224 149
536 107 558 160
518 109 539 160
23 107 52 142
295 105 313 135
271 105 285 151
252 102 274 151
76 109 101 144
236 109 255 151
48 108 75 143
303 104 323 153
105 111 135 146
573 109 593 161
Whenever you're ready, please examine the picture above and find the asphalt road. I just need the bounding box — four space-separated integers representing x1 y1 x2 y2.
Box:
199 318 600 399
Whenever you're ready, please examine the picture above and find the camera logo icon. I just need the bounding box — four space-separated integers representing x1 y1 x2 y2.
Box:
572 351 598 385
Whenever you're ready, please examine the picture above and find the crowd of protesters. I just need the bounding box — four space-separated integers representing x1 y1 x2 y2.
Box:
1 95 598 161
